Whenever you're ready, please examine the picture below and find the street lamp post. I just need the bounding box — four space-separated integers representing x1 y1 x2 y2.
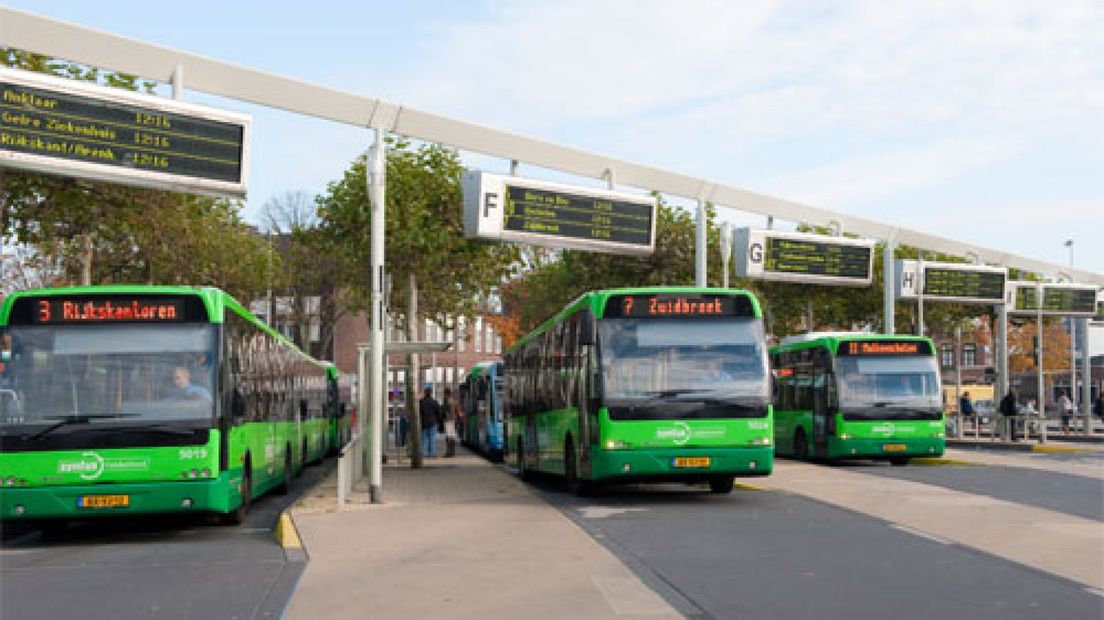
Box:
1065 239 1077 433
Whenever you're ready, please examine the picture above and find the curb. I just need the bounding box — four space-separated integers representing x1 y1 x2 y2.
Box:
274 511 303 550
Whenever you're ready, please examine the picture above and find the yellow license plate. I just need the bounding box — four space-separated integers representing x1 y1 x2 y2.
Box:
78 494 130 509
883 444 907 452
673 457 711 468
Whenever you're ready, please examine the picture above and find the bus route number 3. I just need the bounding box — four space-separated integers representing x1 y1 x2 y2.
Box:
38 300 51 322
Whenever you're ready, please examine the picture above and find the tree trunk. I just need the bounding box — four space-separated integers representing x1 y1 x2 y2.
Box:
407 272 423 469
80 232 93 285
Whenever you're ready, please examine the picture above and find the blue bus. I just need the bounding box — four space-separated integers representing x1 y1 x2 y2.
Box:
460 361 505 461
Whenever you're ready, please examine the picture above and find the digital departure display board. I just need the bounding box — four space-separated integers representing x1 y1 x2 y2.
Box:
895 260 1006 304
503 185 652 246
1007 282 1098 316
734 229 875 287
0 67 249 198
604 294 755 319
463 171 656 255
837 339 933 357
922 267 1006 300
8 295 208 325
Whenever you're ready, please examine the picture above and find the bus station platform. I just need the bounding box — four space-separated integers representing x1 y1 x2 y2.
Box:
282 446 684 620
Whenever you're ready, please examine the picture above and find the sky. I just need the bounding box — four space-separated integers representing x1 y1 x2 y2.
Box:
4 2 1103 272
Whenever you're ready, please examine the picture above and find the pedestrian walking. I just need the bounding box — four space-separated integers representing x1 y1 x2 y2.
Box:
999 388 1018 441
1058 390 1073 436
420 387 442 458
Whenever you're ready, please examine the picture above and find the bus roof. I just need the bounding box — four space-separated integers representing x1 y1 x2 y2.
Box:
771 331 935 356
505 286 763 356
1 284 331 370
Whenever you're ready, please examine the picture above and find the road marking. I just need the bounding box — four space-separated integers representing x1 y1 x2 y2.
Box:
733 482 768 491
593 577 675 615
1031 445 1091 454
910 457 979 466
274 512 302 549
1085 587 1104 598
889 523 953 546
578 507 647 519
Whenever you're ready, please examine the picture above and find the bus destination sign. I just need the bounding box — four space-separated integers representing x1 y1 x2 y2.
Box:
0 66 250 198
1007 282 1099 317
605 294 755 319
8 295 209 325
837 340 933 357
463 171 656 255
734 229 875 287
895 260 1007 304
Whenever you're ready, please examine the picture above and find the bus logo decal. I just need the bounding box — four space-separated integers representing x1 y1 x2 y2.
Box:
58 451 105 480
656 422 692 445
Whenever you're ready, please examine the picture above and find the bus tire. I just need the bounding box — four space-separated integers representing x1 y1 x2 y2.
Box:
517 438 532 482
222 459 252 525
564 437 590 496
277 448 293 495
709 476 735 494
794 428 809 461
890 457 910 466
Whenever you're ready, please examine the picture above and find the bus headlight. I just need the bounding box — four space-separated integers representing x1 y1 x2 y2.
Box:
839 433 853 440
605 440 631 450
750 437 771 446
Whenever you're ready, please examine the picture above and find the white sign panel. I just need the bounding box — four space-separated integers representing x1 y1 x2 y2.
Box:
0 66 250 198
462 171 656 255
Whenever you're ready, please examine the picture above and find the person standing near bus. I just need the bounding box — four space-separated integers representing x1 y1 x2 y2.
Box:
442 387 460 457
999 388 1018 441
1058 390 1073 436
419 388 442 458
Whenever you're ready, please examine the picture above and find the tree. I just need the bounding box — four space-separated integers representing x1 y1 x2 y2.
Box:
316 138 521 467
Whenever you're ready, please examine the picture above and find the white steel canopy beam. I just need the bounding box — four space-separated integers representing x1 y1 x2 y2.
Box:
2 7 1101 285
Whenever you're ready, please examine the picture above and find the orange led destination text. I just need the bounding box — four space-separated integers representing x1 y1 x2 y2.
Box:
59 300 178 322
648 296 724 316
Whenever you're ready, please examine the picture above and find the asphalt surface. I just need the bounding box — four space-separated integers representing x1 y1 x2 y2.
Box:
0 460 330 620
524 468 1102 620
834 460 1104 522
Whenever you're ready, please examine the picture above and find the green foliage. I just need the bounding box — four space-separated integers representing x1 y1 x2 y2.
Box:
315 138 520 325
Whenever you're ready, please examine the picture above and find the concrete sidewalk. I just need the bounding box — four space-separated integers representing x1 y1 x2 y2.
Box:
283 449 683 620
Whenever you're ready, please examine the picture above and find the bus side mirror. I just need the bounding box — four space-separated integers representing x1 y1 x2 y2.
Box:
579 310 596 345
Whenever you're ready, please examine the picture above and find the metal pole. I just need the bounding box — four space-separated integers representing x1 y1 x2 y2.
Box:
955 325 963 438
1037 283 1047 444
408 273 422 468
367 127 386 502
883 241 895 334
917 251 925 337
1081 318 1092 435
720 221 732 289
696 199 707 287
997 302 1009 440
171 64 183 100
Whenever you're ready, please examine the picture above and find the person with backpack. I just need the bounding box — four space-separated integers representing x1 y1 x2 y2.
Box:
419 387 442 458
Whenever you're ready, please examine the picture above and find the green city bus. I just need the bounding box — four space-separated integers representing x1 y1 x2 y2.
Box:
0 285 345 525
504 287 773 494
770 333 945 465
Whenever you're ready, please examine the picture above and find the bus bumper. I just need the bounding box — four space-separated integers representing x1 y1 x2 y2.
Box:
0 475 234 520
830 437 945 459
590 446 773 482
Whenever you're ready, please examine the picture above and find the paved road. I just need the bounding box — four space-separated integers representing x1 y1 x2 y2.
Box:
521 455 1103 620
0 460 329 620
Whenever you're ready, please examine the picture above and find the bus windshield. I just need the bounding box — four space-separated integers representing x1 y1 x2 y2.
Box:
835 355 941 411
0 324 217 426
599 318 769 405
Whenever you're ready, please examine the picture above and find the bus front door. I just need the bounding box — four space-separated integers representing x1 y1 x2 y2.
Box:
812 369 830 458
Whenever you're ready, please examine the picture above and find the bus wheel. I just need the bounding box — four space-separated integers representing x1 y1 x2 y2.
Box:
564 438 590 496
277 448 293 495
890 457 910 466
794 429 809 461
517 438 532 482
222 461 252 525
709 476 734 494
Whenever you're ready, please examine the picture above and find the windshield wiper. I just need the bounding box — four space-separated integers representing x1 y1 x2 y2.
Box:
644 389 707 399
24 413 140 441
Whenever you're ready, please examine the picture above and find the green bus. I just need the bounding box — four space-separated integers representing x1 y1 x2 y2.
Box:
504 287 773 495
770 333 945 465
0 285 345 525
